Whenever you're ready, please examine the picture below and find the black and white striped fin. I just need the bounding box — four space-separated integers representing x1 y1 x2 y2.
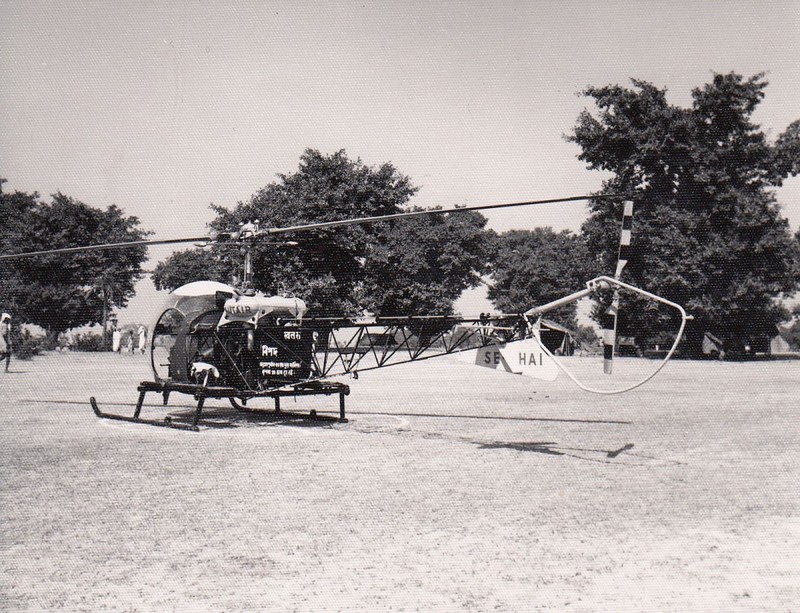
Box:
602 200 633 375
615 200 633 278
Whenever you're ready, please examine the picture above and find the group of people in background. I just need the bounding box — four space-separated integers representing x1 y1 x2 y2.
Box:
0 315 148 371
111 324 147 354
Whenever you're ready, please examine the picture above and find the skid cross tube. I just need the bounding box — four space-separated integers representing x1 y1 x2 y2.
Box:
228 382 349 422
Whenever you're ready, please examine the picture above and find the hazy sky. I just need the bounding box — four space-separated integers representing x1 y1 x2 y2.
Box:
2 1 799 321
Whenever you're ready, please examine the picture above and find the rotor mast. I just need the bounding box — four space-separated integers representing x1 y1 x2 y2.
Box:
242 245 254 292
238 220 259 293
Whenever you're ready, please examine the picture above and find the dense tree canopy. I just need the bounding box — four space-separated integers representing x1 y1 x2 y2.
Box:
355 208 495 316
153 149 494 317
569 73 800 354
488 228 595 328
794 229 800 285
0 189 149 335
152 249 223 293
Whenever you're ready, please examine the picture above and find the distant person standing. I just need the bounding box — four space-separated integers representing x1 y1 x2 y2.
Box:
137 325 147 355
128 330 135 353
112 325 122 353
0 313 11 373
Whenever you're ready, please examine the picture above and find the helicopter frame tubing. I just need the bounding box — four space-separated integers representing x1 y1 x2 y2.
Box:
307 314 524 379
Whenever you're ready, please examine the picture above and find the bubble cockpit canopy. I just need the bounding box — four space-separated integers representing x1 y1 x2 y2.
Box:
150 281 239 382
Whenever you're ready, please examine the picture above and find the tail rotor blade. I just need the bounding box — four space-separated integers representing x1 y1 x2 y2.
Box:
602 292 620 375
615 200 633 278
603 200 633 375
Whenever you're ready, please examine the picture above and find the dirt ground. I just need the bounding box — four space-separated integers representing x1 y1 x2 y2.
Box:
1 351 798 611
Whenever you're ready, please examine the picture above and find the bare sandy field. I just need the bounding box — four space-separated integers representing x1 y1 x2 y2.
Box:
1 351 798 611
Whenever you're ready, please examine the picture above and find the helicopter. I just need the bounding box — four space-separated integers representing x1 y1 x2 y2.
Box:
0 195 690 431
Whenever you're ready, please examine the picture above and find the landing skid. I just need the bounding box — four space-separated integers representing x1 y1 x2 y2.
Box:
90 396 201 431
90 380 350 431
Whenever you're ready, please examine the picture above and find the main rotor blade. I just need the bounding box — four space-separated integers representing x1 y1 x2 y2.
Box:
0 194 613 261
267 194 611 235
0 236 211 261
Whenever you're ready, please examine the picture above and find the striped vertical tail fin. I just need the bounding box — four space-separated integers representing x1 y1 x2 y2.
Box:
602 200 633 375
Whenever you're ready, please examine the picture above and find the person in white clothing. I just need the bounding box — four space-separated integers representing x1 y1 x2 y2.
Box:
112 325 122 352
137 325 147 354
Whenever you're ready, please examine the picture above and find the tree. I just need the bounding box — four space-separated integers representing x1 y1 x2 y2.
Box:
0 191 150 338
357 208 496 317
153 149 494 317
569 73 800 355
794 229 800 286
152 248 229 292
487 228 596 328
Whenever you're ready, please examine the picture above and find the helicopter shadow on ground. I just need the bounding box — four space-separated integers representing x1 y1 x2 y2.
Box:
195 405 341 430
23 399 640 440
472 440 684 466
96 401 633 431
20 399 679 466
336 408 662 465
476 440 635 465
477 441 636 456
110 403 681 465
126 402 342 430
479 441 567 455
346 408 632 426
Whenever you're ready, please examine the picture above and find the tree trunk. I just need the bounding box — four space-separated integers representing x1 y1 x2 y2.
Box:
682 322 706 359
102 286 108 348
43 328 59 351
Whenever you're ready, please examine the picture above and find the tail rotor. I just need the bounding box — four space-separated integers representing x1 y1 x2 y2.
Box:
601 200 633 375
